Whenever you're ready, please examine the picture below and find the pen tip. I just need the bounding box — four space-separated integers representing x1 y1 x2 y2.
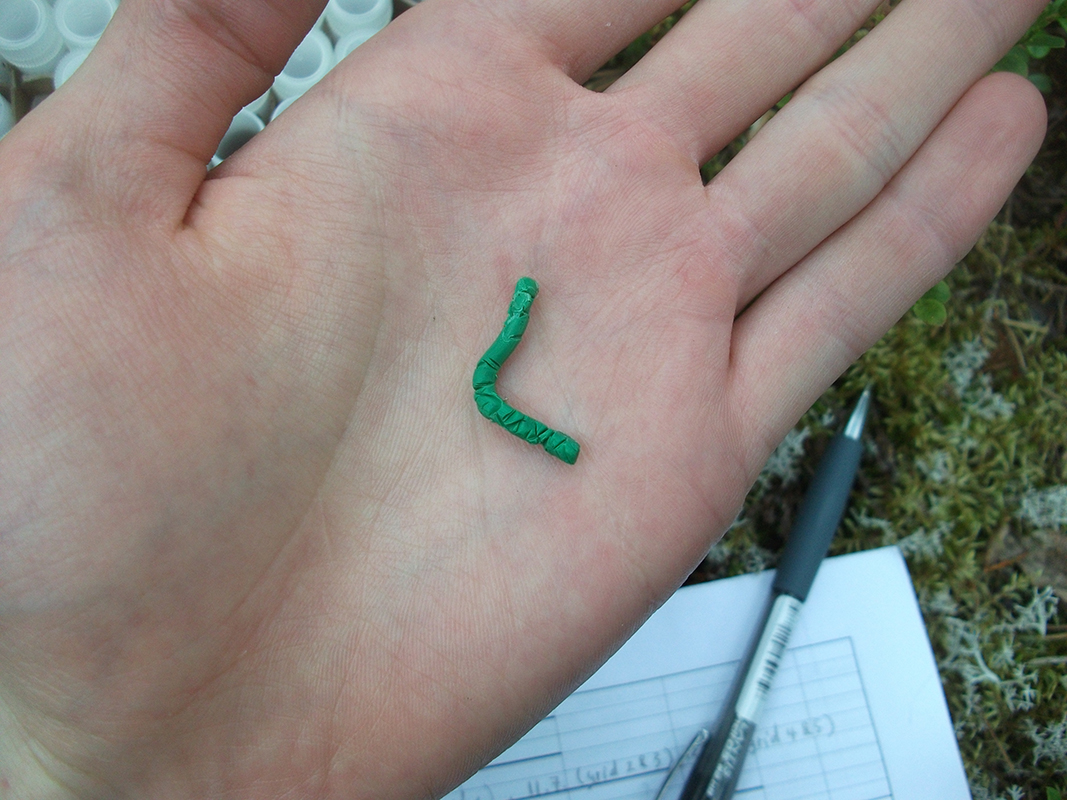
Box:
843 385 872 441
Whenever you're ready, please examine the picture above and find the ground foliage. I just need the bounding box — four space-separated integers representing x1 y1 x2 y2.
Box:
587 3 1067 797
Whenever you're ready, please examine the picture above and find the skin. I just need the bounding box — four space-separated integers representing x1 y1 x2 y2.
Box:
0 0 1047 797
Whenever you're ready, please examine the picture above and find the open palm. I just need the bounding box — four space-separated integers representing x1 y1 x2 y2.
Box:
0 0 1045 797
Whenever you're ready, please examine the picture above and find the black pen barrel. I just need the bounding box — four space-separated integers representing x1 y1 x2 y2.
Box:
679 713 755 800
771 432 863 601
674 389 870 800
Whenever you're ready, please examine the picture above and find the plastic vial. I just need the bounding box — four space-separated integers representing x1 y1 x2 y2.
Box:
0 94 14 138
53 46 90 87
334 28 376 62
272 28 334 101
0 0 65 79
53 0 116 51
211 107 266 167
325 0 391 40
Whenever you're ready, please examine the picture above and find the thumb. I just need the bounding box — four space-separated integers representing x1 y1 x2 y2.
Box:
6 0 327 223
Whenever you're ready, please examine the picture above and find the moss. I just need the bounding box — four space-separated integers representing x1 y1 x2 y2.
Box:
692 219 1067 796
666 4 1067 792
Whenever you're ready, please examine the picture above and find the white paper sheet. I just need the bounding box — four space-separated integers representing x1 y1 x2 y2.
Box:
444 546 969 800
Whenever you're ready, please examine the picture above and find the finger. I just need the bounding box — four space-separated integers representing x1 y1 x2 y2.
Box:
727 72 1046 465
18 0 326 221
605 0 882 164
486 0 685 83
705 0 1045 315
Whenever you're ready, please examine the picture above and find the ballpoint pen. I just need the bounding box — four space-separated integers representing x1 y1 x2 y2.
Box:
659 386 872 800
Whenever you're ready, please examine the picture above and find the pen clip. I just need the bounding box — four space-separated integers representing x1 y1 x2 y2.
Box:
652 728 709 800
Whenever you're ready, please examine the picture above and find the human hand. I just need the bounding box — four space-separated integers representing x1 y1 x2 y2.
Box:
0 0 1046 796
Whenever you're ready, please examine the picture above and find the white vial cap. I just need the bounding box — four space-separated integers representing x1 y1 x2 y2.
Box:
325 0 391 40
269 95 296 122
334 28 375 62
53 0 116 51
272 28 334 101
0 0 65 77
53 46 90 87
243 87 273 119
213 107 265 164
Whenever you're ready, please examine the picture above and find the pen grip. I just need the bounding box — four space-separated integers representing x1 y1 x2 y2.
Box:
772 432 863 601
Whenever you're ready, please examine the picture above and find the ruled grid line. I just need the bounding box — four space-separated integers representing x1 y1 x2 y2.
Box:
445 637 892 800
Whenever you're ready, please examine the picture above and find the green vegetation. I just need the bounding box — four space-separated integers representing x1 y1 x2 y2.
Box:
589 3 1067 796
995 0 1067 93
699 221 1067 796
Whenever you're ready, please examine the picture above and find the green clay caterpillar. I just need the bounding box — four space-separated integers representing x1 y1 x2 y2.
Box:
473 277 580 465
